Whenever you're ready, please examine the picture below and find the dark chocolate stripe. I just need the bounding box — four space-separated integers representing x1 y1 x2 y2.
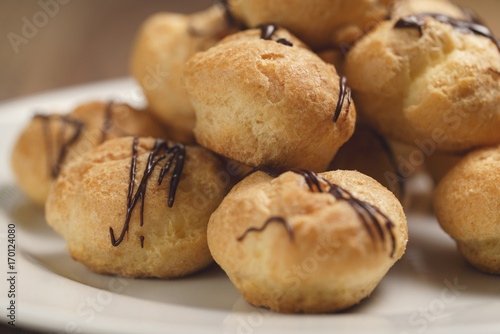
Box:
100 101 114 144
324 178 396 258
237 217 294 242
218 0 241 29
370 128 406 199
292 170 397 257
394 15 425 36
489 68 500 75
395 13 500 51
259 23 277 40
292 169 325 193
258 23 293 47
276 38 293 46
110 137 186 247
35 114 85 179
333 76 352 123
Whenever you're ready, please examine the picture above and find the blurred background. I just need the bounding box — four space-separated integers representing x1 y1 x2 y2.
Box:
0 0 213 102
0 0 499 103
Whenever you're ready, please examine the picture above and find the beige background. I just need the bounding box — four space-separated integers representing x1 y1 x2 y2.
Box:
0 0 499 102
0 0 213 102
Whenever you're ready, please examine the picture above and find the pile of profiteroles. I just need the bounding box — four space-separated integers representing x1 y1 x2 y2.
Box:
10 0 500 313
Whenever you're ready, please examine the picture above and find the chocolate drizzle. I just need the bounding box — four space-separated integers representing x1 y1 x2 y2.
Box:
489 68 500 75
258 24 293 47
394 14 425 36
372 130 406 199
140 236 145 248
237 217 295 242
395 13 500 51
260 23 277 40
35 114 85 179
99 102 130 140
291 170 396 257
276 38 293 47
327 179 396 257
100 102 114 143
291 169 325 193
237 169 397 257
218 0 242 30
334 76 352 123
459 6 484 25
109 137 186 247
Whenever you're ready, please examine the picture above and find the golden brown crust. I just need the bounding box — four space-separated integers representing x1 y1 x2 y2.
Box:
10 102 164 206
434 146 500 274
208 170 407 313
344 16 500 152
45 137 229 278
184 28 356 172
130 6 236 143
228 0 396 49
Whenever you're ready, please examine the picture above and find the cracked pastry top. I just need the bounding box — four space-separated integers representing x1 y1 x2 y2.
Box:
45 136 229 278
130 5 238 143
208 169 408 313
225 0 396 50
183 26 356 172
10 102 165 205
344 13 500 152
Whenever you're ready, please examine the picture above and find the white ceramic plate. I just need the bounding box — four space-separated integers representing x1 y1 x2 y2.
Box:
0 79 499 334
